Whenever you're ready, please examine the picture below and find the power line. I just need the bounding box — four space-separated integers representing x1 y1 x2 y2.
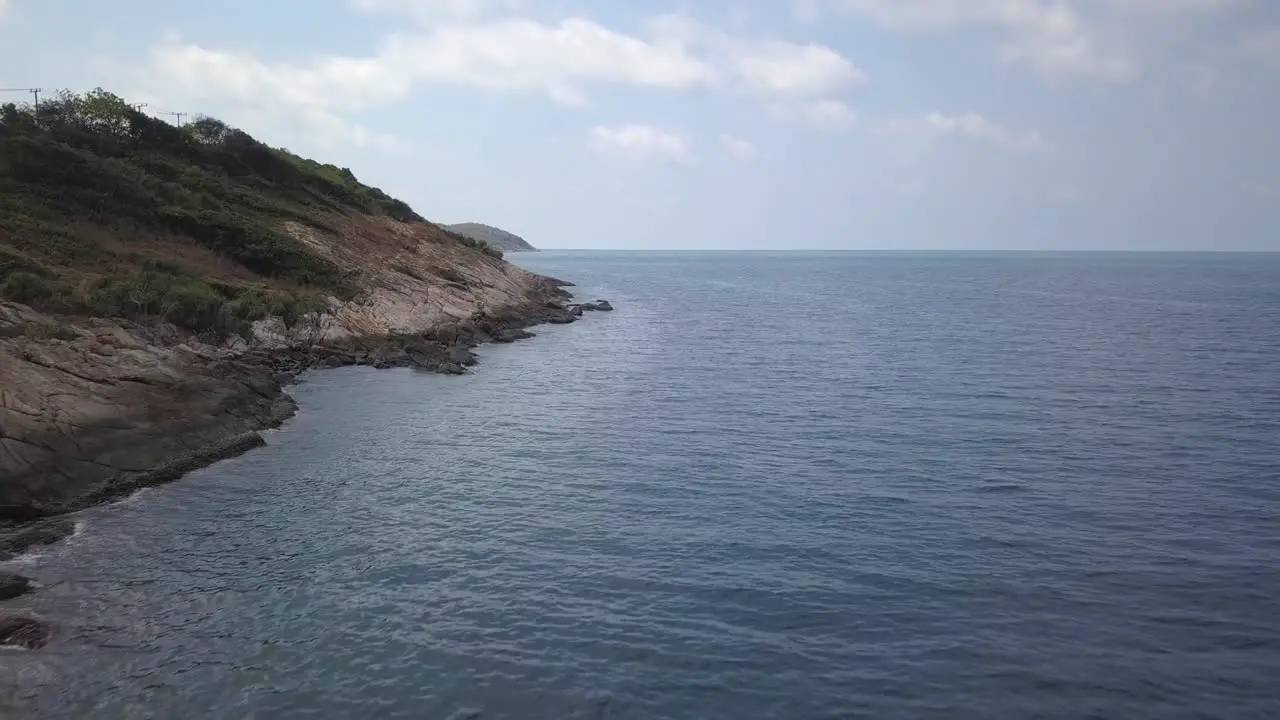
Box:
0 87 43 117
154 109 187 126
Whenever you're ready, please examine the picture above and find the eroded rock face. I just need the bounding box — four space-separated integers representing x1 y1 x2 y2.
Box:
0 305 291 518
0 269 587 518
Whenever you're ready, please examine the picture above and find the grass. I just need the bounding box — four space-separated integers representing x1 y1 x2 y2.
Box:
0 267 330 340
440 228 505 260
0 321 80 341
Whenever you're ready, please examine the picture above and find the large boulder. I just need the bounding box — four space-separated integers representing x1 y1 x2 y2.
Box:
0 572 33 601
0 616 51 649
0 518 76 560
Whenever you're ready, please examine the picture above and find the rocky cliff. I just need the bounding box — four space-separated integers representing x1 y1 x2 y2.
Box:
0 89 600 529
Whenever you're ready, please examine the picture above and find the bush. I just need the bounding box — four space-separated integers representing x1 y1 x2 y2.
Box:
0 271 63 306
1 89 420 298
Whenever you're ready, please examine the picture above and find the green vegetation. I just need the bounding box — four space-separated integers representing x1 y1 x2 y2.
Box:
0 87 489 337
0 265 329 340
445 222 536 254
0 321 80 341
441 228 505 260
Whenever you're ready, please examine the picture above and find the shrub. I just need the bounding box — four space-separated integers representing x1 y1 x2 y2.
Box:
0 271 63 306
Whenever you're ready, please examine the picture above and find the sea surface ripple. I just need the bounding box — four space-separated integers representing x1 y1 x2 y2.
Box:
3 251 1279 719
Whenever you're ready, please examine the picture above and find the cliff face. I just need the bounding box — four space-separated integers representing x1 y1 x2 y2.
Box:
445 223 539 253
0 90 586 520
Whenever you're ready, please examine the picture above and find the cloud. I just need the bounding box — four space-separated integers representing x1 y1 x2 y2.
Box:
135 7 864 152
720 134 758 161
878 111 1044 154
383 18 719 105
144 39 412 152
804 0 1244 83
588 124 692 163
771 99 857 129
351 0 518 21
728 40 866 95
0 0 9 22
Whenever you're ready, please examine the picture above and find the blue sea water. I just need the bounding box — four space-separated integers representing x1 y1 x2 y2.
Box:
3 251 1280 718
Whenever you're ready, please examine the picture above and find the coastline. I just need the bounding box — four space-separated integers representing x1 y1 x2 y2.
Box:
0 273 612 648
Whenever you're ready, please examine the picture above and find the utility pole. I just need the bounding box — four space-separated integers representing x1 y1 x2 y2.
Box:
0 87 42 117
130 102 148 112
160 110 186 127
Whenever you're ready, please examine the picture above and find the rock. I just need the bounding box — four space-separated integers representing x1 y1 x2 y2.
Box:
0 616 51 649
448 346 478 367
492 328 535 343
594 299 614 312
0 243 577 518
0 519 75 560
0 572 33 601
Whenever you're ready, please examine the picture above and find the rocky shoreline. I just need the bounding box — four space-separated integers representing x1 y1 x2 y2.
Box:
0 279 614 649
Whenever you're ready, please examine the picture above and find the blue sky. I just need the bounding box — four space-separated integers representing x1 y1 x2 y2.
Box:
2 0 1278 250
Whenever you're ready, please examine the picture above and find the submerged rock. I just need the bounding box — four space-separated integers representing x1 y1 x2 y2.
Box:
0 518 75 560
0 572 34 601
491 328 535 343
447 345 478 367
0 616 51 649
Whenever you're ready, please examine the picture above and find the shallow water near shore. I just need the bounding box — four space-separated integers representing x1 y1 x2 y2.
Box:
3 251 1280 718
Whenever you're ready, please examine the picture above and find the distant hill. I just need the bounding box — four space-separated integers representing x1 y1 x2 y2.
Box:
445 223 538 253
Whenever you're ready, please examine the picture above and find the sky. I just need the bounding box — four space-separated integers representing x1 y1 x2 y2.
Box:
1 0 1278 250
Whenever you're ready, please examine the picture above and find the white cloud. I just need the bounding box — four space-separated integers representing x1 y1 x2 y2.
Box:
720 134 758 161
804 0 1243 83
0 0 10 22
382 18 719 105
588 124 692 163
144 39 411 153
351 0 511 20
729 40 866 95
136 8 864 151
879 111 1044 153
771 98 857 129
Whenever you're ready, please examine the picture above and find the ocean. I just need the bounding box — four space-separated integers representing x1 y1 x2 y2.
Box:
3 251 1279 718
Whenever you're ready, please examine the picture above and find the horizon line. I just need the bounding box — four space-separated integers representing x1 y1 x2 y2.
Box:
528 248 1280 253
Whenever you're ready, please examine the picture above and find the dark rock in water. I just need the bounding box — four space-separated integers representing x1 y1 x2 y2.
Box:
0 572 34 601
448 345 478 367
0 616 51 649
570 304 585 316
0 518 75 560
593 299 614 312
492 328 535 343
546 309 577 324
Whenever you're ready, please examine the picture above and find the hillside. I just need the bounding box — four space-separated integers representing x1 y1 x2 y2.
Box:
0 88 590 529
446 223 539 253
